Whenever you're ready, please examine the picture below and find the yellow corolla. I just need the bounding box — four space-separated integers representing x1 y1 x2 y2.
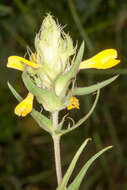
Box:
7 55 40 71
15 93 34 117
67 96 79 110
7 55 39 116
7 48 120 116
7 54 80 115
79 49 120 69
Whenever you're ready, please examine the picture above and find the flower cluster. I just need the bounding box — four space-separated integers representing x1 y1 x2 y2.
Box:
7 14 120 117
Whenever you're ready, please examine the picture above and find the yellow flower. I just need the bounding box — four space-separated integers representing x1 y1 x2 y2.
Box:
7 55 40 71
7 54 38 117
7 49 120 114
79 49 120 69
67 96 79 110
15 93 34 117
7 53 80 113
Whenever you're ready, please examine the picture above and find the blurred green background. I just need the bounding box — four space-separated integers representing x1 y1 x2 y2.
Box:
0 0 127 189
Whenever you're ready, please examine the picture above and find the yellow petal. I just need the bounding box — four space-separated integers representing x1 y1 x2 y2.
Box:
7 56 40 71
67 96 79 110
15 93 34 117
7 56 25 71
79 49 120 69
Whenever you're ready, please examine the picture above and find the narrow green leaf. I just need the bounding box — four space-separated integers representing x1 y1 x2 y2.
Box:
7 82 52 132
8 82 23 102
68 41 85 78
68 146 112 190
58 89 100 136
55 114 69 132
73 75 119 96
22 72 48 97
31 110 52 133
54 41 85 96
22 72 63 112
57 138 91 190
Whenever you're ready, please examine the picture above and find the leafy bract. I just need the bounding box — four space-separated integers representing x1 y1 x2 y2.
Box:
73 75 118 96
54 41 85 97
22 72 63 112
57 89 100 136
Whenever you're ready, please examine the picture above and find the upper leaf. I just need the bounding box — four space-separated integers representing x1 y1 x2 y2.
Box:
54 41 85 97
72 75 118 96
22 72 64 112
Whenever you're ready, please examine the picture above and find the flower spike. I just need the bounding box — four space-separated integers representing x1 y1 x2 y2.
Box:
67 96 79 110
7 56 40 71
79 49 120 69
15 93 34 117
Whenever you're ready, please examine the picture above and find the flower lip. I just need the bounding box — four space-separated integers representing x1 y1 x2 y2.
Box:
79 49 120 70
98 49 117 63
14 93 34 117
7 56 40 71
7 56 25 71
67 96 79 110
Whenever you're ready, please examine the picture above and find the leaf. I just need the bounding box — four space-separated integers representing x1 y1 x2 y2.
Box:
73 75 119 96
22 72 63 112
67 146 112 190
8 82 23 102
22 72 50 97
7 82 52 132
31 110 52 133
54 41 85 96
57 138 91 190
58 89 100 136
55 113 69 132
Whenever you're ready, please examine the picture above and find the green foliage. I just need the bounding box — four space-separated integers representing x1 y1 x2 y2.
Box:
8 82 52 133
67 146 112 190
73 75 119 96
57 139 91 190
54 41 84 97
0 0 127 189
56 90 100 136
57 140 112 190
22 72 64 112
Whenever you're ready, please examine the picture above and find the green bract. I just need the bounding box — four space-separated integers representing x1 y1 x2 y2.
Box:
35 14 75 90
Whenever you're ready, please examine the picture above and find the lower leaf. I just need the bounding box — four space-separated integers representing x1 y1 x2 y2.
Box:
67 146 112 190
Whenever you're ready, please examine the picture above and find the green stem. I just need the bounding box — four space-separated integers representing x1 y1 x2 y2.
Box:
52 112 62 186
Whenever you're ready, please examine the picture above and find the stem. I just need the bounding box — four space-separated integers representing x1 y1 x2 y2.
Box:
52 112 62 186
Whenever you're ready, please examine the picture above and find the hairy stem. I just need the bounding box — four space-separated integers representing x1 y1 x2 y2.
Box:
52 112 62 186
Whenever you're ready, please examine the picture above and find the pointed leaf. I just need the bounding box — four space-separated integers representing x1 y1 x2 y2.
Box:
22 72 63 112
8 82 52 132
22 72 49 97
67 41 85 79
56 113 69 132
58 90 100 136
54 41 85 96
57 138 91 190
31 110 52 133
8 82 23 102
73 75 118 96
68 146 112 190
